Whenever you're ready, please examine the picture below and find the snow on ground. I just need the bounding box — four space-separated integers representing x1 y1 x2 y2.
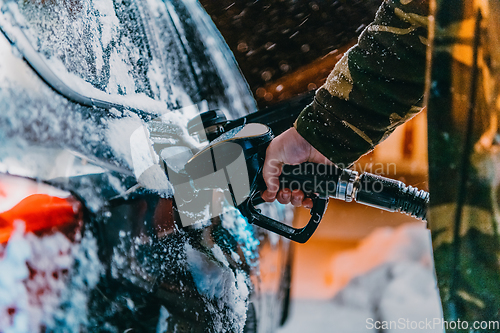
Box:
279 224 444 333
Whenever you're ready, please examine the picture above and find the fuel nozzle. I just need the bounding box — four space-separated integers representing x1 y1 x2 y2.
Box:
179 112 429 243
187 109 228 142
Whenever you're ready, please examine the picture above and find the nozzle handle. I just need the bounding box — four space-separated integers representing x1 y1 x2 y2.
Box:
239 191 328 243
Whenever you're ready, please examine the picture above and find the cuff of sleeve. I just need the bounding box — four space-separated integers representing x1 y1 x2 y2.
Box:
294 97 373 167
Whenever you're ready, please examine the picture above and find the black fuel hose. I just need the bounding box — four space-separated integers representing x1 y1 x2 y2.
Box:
279 163 428 221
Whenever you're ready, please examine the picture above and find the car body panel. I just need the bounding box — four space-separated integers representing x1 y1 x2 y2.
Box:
0 0 292 331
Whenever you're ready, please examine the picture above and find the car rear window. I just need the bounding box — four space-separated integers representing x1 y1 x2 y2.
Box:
3 0 255 115
16 0 181 103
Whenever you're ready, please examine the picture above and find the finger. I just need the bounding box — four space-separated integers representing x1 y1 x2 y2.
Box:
290 189 304 207
277 189 291 205
262 189 276 202
261 174 281 201
262 152 283 200
303 198 313 209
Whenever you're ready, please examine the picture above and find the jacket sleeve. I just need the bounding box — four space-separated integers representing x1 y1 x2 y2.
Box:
294 0 430 167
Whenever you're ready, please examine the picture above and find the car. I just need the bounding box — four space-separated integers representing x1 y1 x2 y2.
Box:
0 0 294 331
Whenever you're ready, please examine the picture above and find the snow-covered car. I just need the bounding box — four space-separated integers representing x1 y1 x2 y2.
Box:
0 0 294 331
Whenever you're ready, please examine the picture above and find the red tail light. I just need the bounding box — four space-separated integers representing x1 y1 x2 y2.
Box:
0 174 83 243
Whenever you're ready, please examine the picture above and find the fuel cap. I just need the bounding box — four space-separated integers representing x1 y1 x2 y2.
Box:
187 110 228 142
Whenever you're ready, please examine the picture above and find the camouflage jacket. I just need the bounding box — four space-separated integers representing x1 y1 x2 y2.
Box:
299 0 500 327
295 0 429 167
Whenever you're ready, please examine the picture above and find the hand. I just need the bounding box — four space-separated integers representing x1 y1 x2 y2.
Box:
262 127 332 208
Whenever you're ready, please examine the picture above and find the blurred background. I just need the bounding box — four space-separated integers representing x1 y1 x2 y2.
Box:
199 1 441 331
